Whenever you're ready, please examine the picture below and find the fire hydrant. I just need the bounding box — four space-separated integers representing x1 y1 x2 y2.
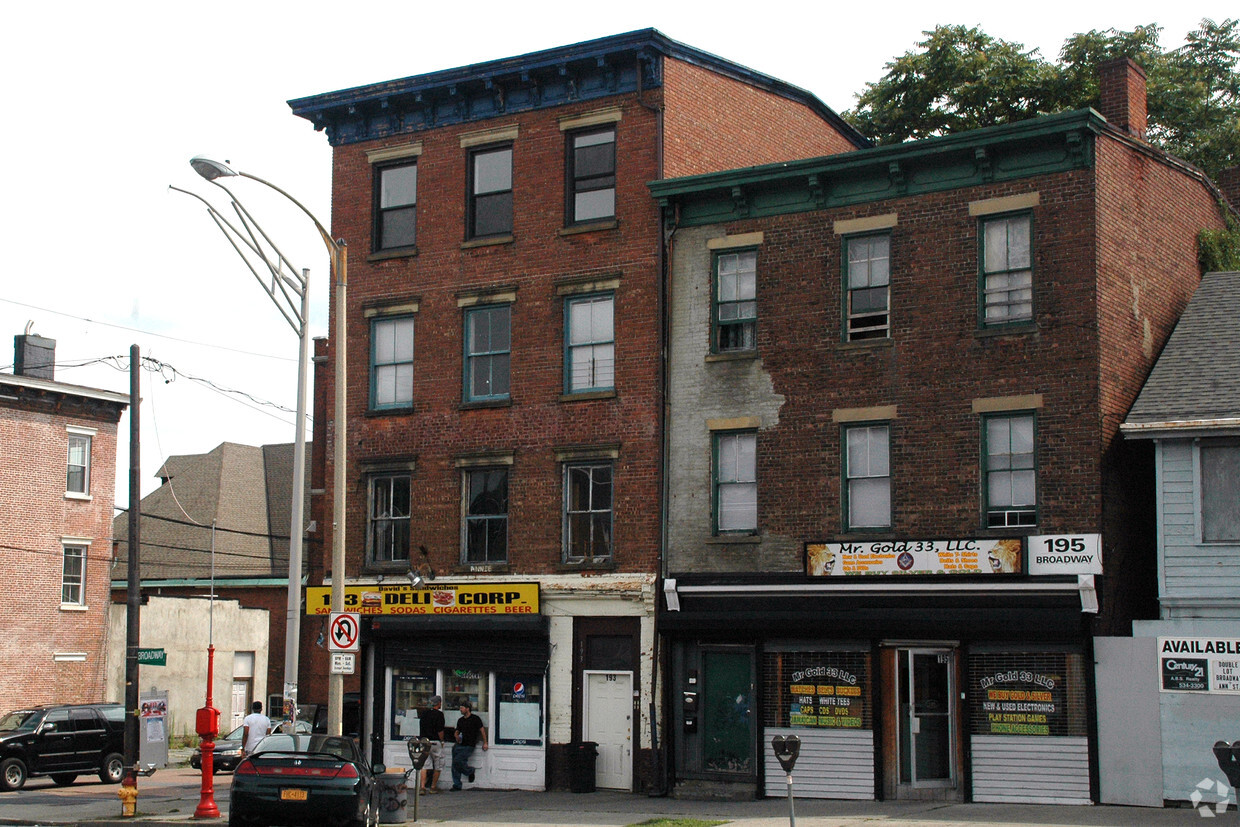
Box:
118 778 138 817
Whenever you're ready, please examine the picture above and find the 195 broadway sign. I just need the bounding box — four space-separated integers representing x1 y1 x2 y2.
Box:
306 583 539 616
1159 637 1240 694
806 539 1022 576
1027 534 1102 575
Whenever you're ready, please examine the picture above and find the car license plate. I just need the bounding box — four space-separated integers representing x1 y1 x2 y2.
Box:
280 788 308 801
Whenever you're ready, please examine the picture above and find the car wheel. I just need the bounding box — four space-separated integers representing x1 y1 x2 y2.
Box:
99 752 125 784
51 773 78 786
0 757 28 791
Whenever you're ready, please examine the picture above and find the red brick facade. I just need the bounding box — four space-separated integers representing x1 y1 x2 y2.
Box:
0 388 125 712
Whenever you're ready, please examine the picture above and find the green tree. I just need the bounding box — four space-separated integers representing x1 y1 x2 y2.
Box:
847 19 1240 179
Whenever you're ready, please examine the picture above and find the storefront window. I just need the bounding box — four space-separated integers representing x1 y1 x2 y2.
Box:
495 674 543 746
444 670 490 728
967 650 1087 737
391 669 437 740
762 650 872 730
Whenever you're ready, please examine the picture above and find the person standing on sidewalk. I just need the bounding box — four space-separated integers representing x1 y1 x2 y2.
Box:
241 701 271 757
419 695 446 793
450 700 487 790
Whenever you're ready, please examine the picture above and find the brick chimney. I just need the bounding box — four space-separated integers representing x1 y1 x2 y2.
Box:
14 333 55 380
1098 57 1147 140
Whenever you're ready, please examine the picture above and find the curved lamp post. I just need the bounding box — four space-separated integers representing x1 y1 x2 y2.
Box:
173 157 349 739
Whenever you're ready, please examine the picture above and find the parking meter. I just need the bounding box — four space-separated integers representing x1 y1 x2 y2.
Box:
408 737 432 771
771 735 801 827
772 735 801 773
1213 740 1240 788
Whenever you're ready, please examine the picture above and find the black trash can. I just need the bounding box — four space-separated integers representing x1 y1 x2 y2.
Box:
567 741 598 793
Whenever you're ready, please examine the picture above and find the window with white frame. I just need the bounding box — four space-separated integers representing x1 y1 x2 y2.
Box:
367 472 411 564
714 250 757 352
375 162 418 250
984 413 1037 527
67 433 91 494
981 214 1033 325
1201 441 1240 543
371 315 415 410
464 468 508 564
565 294 614 393
465 305 511 402
563 461 613 563
566 128 615 224
844 424 891 529
62 544 86 605
714 432 757 533
844 234 891 341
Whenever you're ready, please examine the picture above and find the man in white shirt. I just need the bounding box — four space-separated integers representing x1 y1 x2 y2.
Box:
242 701 272 756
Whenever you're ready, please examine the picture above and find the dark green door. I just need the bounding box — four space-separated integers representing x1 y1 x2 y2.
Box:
701 650 754 775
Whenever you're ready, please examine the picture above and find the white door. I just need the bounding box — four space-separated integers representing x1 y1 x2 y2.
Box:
584 671 632 790
231 681 249 731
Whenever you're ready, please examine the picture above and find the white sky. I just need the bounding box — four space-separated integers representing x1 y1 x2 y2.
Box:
0 1 1229 505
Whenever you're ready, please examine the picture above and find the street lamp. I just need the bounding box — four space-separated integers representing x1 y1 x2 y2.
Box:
173 156 349 737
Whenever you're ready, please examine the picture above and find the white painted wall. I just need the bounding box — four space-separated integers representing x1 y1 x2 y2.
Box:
105 595 270 737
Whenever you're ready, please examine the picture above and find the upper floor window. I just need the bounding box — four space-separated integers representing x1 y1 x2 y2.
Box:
465 305 511 402
980 213 1033 326
464 468 508 564
566 128 615 225
367 473 411 565
844 424 891 530
468 145 513 239
375 162 418 251
67 433 91 495
984 413 1037 527
844 234 891 341
565 294 614 393
714 250 757 353
563 461 614 563
371 316 414 410
62 544 86 605
1201 441 1240 543
714 431 757 533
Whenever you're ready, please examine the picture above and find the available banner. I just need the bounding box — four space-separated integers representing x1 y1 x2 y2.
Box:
306 582 539 616
1158 636 1240 694
806 538 1023 576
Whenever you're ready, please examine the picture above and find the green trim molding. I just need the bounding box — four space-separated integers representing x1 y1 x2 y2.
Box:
650 109 1105 227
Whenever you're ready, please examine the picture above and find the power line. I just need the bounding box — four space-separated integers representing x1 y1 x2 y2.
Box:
0 296 296 362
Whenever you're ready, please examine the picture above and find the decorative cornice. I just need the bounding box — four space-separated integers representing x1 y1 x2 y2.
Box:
288 29 866 149
650 109 1107 227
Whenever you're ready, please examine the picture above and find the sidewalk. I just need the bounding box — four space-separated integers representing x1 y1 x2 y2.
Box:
6 779 1218 827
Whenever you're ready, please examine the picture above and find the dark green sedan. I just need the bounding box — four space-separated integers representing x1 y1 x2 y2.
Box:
228 734 380 827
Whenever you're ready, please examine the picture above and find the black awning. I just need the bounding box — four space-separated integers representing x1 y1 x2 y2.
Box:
660 589 1087 641
367 615 549 672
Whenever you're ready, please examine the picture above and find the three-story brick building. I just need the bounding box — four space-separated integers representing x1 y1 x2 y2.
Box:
0 334 127 714
649 59 1233 803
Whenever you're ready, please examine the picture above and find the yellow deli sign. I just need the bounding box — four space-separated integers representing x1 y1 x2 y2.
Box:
306 583 539 616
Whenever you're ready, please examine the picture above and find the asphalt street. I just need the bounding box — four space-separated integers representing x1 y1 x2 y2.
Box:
0 752 1228 827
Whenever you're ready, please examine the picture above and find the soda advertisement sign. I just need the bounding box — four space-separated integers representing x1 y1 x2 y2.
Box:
306 582 539 616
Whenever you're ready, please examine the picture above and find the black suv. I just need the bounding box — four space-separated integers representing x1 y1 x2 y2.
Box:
0 703 125 790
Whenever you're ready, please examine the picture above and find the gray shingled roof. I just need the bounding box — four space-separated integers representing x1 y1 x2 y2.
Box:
113 441 311 581
1125 271 1240 429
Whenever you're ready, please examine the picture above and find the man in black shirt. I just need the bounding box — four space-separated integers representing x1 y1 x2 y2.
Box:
450 700 488 790
419 695 445 793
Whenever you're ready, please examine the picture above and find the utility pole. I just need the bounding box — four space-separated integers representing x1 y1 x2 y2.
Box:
121 345 141 814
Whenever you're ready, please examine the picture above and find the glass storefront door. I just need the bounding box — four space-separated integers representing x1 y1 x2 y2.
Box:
897 648 955 787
